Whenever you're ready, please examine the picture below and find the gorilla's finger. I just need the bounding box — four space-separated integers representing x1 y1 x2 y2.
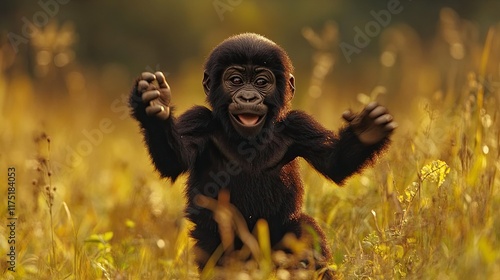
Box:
141 72 156 82
142 90 160 103
156 106 170 120
145 105 164 116
138 80 149 92
368 105 388 119
155 72 170 89
384 121 398 131
365 101 378 111
374 114 393 125
358 102 378 119
342 110 356 122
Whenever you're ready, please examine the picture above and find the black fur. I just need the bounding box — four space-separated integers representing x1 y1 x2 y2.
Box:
129 33 388 272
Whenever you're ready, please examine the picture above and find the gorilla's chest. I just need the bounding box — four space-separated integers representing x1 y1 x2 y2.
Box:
206 134 291 172
190 139 300 218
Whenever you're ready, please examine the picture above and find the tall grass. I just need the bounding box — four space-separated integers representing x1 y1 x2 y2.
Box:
1 9 499 280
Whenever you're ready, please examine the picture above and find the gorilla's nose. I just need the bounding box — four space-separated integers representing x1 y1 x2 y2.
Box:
234 90 263 105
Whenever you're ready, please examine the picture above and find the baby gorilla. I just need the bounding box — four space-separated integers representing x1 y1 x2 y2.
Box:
129 33 396 274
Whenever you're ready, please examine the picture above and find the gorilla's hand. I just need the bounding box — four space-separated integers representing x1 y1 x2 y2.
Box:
342 102 397 145
134 71 171 120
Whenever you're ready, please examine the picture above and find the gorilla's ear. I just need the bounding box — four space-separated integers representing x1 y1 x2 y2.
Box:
203 71 210 96
288 74 295 96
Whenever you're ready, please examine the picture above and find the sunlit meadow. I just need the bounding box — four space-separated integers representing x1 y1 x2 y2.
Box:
1 7 499 280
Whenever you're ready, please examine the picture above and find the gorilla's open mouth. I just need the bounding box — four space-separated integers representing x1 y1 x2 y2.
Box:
228 104 268 127
228 104 268 137
232 113 265 127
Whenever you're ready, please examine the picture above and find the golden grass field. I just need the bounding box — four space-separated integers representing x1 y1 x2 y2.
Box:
1 10 500 280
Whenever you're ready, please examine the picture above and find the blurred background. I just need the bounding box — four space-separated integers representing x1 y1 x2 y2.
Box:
1 0 499 111
1 0 498 147
1 0 500 279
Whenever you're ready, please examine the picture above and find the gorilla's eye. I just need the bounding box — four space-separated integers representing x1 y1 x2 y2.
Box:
255 78 268 86
230 76 243 85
